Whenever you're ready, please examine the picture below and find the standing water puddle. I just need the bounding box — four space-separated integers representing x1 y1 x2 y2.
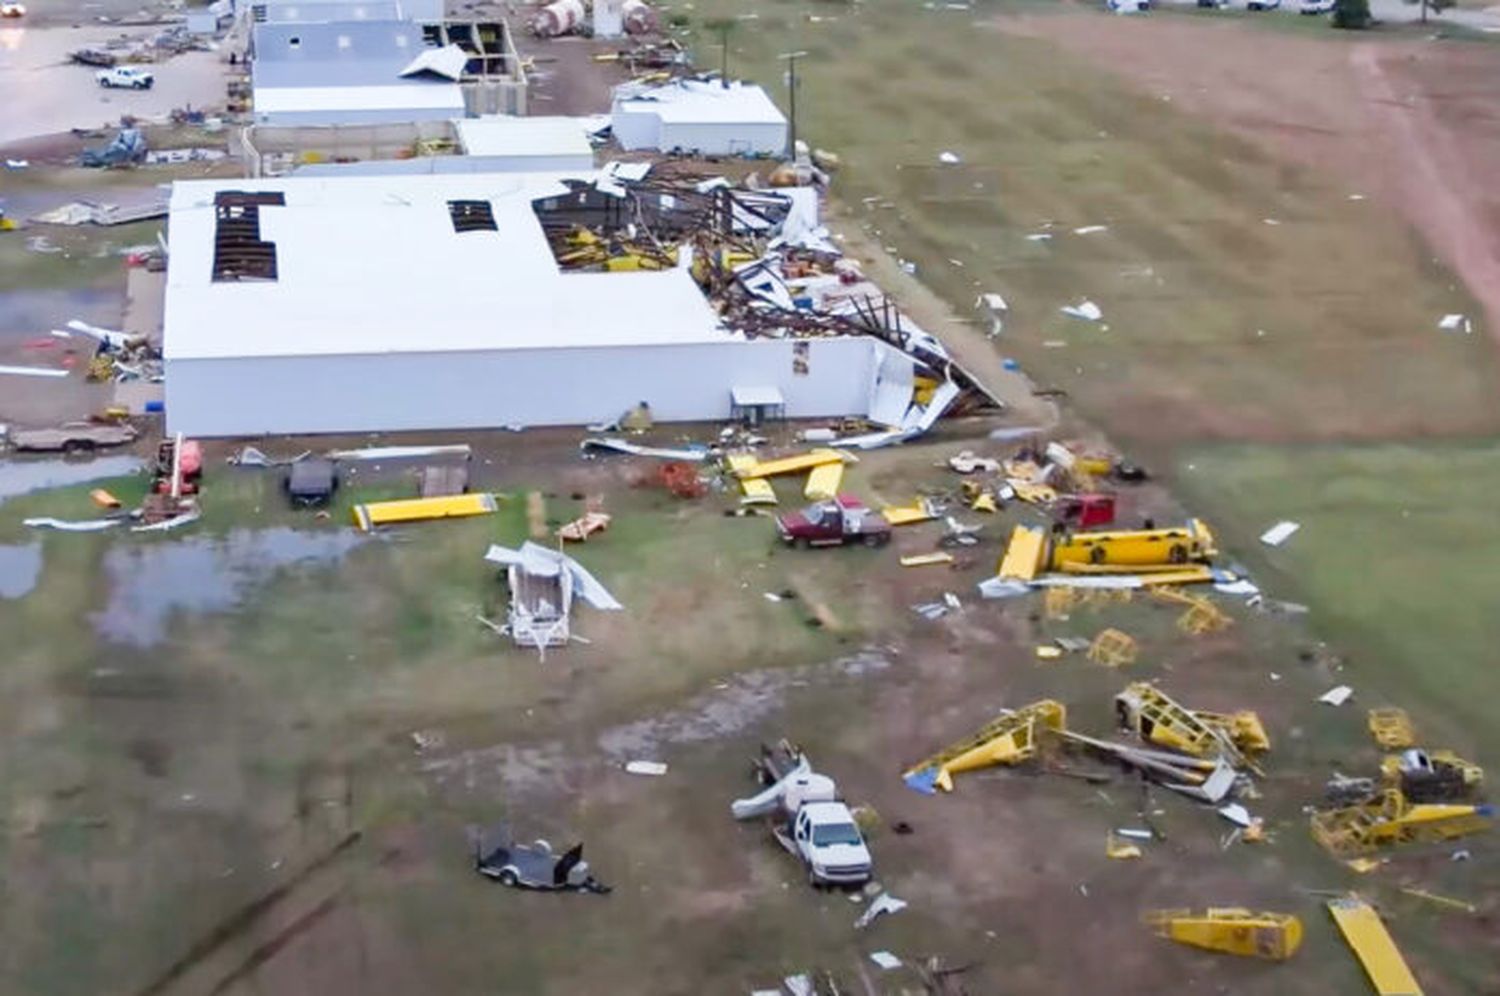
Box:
0 456 144 502
92 528 367 646
0 542 42 599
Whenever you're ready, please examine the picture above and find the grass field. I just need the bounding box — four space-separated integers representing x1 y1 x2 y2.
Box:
685 0 1500 442
3 2 1500 991
1174 440 1500 762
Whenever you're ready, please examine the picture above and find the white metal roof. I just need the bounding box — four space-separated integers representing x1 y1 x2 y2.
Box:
455 116 596 160
614 79 787 126
164 173 728 361
251 83 465 114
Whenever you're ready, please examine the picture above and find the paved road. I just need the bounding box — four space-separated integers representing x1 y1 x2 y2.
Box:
1157 0 1500 30
0 25 226 146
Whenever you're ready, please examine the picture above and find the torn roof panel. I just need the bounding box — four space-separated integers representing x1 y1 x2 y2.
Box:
399 43 468 80
484 542 623 610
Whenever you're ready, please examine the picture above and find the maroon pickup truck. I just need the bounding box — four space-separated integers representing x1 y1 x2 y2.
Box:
775 495 892 549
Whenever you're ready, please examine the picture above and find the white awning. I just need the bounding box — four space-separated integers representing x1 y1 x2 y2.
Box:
731 385 785 407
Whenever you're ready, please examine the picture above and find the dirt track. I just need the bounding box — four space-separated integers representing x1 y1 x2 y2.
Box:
1000 14 1500 347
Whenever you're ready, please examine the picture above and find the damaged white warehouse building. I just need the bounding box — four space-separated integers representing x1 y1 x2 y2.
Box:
161 172 962 437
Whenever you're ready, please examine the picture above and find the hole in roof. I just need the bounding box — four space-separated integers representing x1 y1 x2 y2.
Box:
288 35 301 47
448 200 496 233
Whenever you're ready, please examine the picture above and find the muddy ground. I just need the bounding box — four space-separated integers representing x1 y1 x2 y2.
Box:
2 1 1500 993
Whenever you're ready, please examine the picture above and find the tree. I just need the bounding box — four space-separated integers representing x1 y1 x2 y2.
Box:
1332 0 1371 28
1403 0 1455 23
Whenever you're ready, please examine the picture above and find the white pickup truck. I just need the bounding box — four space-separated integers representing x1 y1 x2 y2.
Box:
97 66 154 89
732 741 874 889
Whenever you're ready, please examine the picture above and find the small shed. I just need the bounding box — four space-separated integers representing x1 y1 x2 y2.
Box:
611 79 788 157
729 385 786 426
454 116 596 173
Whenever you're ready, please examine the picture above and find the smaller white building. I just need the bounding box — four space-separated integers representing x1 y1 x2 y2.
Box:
611 79 787 157
251 21 466 127
453 116 595 172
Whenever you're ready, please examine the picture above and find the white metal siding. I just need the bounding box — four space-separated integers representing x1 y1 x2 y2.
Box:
610 111 786 156
293 152 595 176
165 338 888 437
658 121 785 157
255 104 465 127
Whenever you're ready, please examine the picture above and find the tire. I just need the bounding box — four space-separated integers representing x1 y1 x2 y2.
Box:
863 533 883 549
1088 545 1107 565
807 867 821 889
1168 544 1188 565
62 439 95 456
795 537 810 551
498 869 519 887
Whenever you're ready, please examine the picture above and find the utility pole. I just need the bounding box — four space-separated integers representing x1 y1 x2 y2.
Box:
779 50 807 160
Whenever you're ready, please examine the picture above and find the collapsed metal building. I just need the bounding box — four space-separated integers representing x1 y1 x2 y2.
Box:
161 167 996 438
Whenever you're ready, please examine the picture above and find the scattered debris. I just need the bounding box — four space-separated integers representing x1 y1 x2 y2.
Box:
483 542 623 656
938 151 961 164
1259 521 1300 547
1400 887 1476 915
327 444 472 461
1073 225 1108 235
853 891 907 929
1319 686 1354 707
1087 629 1138 668
0 364 69 379
353 493 498 532
557 510 612 543
903 700 1067 793
900 552 954 568
1438 313 1468 332
869 952 902 971
1311 788 1492 856
1146 908 1303 960
625 761 668 776
582 437 709 461
1106 832 1142 860
1326 896 1422 995
1060 300 1103 322
23 517 123 533
1367 708 1415 749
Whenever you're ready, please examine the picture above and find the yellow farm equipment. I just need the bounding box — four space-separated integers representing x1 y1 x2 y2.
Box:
1367 708 1415 749
1310 788 1492 856
997 519 1218 582
1153 586 1233 635
1088 629 1139 668
1380 749 1484 802
1115 682 1247 766
1195 710 1272 756
1326 896 1424 995
1146 908 1303 961
903 700 1067 794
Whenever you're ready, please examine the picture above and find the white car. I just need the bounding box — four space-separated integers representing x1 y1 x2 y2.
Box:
1299 0 1334 12
1246 0 1281 8
96 66 155 90
0 3 26 16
